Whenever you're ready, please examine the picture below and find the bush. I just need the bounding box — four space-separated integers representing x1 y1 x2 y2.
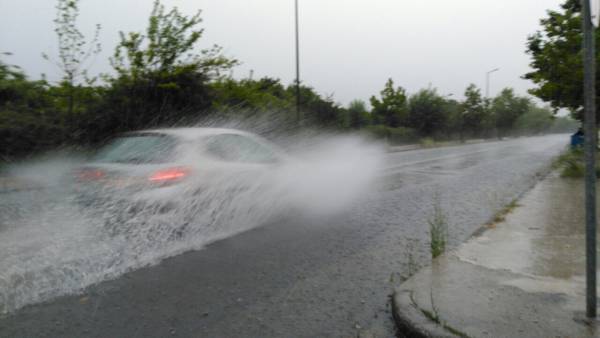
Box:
364 125 418 144
420 137 436 148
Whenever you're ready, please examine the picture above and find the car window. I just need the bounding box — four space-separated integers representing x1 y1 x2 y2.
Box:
205 134 279 163
93 134 178 164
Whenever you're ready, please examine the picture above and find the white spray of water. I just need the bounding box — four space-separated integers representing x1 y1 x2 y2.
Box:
0 135 384 313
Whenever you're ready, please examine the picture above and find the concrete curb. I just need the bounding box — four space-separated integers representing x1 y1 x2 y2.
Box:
391 290 458 338
390 164 561 337
391 164 576 338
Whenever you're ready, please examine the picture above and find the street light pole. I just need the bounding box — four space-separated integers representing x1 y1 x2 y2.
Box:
294 0 300 124
582 0 597 319
485 68 499 99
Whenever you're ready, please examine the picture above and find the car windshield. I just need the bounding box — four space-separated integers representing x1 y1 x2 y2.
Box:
93 134 177 164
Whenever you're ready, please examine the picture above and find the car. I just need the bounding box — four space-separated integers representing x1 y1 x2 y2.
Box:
72 127 289 237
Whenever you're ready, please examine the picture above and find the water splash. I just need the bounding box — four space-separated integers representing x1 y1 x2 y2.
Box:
0 133 383 313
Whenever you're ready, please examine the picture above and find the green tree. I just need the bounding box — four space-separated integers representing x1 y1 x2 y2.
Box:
0 57 60 158
346 99 371 129
549 115 579 133
491 88 531 137
514 105 555 135
524 0 599 120
0 54 22 83
111 0 236 79
370 78 408 127
90 0 239 140
210 77 291 111
289 84 343 127
461 84 489 138
407 88 448 136
43 0 101 119
444 98 463 137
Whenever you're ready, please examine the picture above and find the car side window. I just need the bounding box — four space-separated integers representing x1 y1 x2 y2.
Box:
205 134 279 163
93 134 177 164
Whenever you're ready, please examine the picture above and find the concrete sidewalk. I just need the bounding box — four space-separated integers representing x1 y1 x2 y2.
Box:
393 172 600 337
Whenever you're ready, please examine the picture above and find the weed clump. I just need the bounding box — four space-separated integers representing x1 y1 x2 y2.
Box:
553 148 600 178
420 137 436 148
428 197 448 259
488 199 520 225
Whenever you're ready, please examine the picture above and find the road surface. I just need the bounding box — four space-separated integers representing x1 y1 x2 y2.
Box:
0 135 568 337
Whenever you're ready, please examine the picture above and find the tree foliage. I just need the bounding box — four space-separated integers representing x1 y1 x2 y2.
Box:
407 88 448 136
524 0 599 120
346 100 371 129
514 106 554 134
211 77 291 111
491 88 531 137
292 84 343 127
370 78 408 127
0 58 59 158
461 84 490 137
0 1 582 159
111 0 236 79
44 0 101 85
84 0 240 140
515 105 578 135
42 0 101 123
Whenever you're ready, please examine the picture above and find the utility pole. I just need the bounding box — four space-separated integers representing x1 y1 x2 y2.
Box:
485 68 499 99
294 0 301 124
582 0 597 319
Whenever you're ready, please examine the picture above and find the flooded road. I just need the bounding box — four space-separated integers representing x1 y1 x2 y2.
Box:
0 135 568 337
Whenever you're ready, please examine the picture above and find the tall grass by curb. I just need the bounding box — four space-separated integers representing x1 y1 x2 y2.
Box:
428 195 448 259
553 147 600 178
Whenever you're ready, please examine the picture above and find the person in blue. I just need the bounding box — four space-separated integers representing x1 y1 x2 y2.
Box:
571 127 584 148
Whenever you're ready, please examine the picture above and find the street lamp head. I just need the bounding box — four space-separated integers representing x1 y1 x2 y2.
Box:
485 68 500 98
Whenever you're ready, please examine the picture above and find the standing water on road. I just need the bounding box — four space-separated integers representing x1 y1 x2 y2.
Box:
0 134 384 314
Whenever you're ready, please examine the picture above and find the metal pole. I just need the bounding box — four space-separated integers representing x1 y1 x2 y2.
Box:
294 0 300 124
485 68 499 99
486 73 490 99
583 0 597 319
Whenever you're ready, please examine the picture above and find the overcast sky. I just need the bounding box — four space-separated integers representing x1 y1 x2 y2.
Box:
0 0 564 106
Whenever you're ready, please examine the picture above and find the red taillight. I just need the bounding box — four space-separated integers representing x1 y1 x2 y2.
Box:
76 169 106 181
149 167 190 183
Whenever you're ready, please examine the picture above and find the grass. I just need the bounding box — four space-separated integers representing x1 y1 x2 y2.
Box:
416 290 472 338
421 308 440 323
444 324 472 338
420 137 436 148
553 147 600 178
428 196 448 259
419 308 471 337
487 198 520 226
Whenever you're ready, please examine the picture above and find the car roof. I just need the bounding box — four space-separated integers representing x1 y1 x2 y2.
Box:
125 127 254 141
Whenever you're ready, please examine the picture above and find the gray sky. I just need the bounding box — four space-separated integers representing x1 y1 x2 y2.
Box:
0 0 564 106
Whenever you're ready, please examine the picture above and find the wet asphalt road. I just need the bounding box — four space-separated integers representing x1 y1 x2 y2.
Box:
0 135 568 338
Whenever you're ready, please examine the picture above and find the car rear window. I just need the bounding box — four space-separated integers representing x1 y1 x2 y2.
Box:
205 134 279 163
93 134 178 164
